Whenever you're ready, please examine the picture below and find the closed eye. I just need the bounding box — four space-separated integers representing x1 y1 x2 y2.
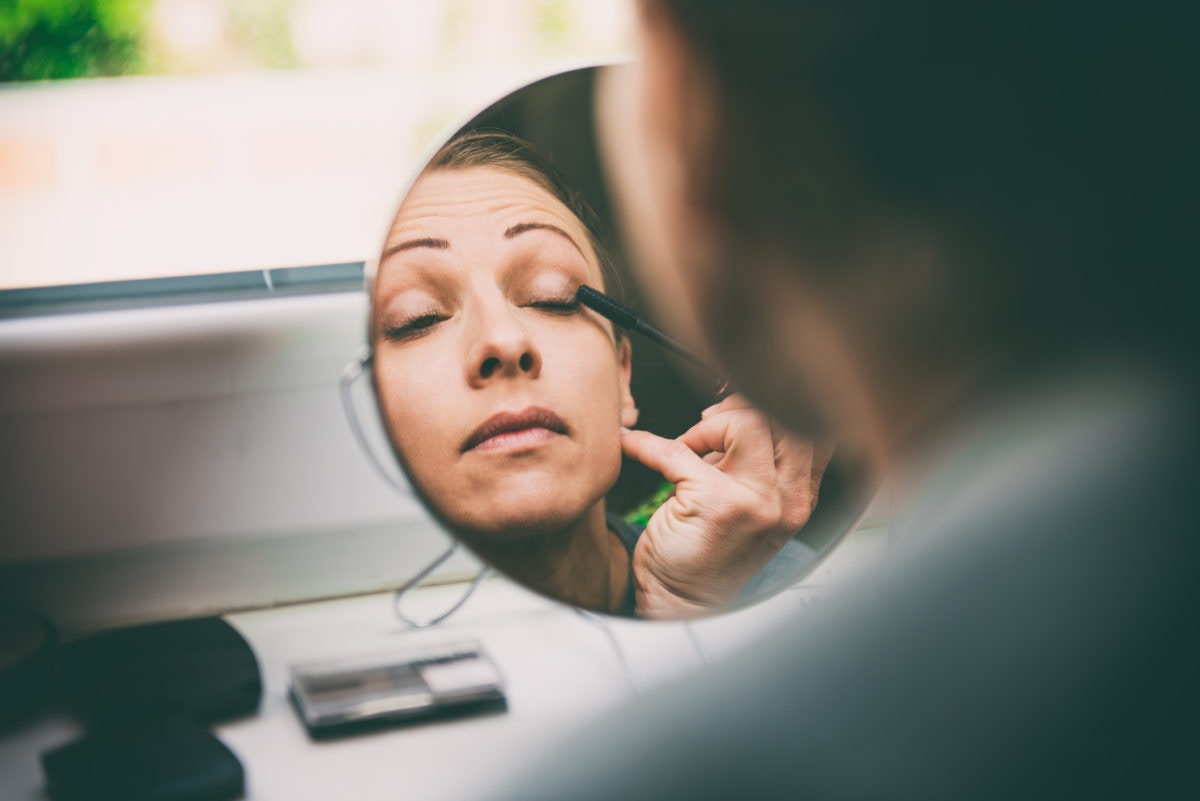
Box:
383 312 445 341
527 297 580 315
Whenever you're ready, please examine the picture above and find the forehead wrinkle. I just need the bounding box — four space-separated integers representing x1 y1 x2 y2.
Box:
407 167 588 238
385 167 603 283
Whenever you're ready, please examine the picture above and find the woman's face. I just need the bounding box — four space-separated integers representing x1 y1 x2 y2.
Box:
374 166 638 539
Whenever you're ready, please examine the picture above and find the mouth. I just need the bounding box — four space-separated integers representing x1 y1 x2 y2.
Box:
461 406 569 453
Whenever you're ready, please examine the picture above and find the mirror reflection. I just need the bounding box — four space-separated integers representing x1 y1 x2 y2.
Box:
369 66 870 619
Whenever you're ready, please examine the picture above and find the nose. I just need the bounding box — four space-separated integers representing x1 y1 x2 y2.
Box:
464 299 542 387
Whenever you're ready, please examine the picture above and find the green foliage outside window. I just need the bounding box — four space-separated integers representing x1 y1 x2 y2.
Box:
0 0 151 82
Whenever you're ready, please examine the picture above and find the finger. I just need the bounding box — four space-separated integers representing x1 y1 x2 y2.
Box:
681 406 773 457
809 439 837 505
700 393 754 419
772 436 818 532
620 428 716 486
772 433 814 491
813 438 836 474
677 410 777 492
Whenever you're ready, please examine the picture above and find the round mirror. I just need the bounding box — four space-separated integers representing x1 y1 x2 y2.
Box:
365 64 872 620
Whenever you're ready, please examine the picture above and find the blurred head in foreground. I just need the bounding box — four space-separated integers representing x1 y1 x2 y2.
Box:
602 0 1196 471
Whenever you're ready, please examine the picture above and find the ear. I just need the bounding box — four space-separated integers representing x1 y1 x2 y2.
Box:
617 335 639 427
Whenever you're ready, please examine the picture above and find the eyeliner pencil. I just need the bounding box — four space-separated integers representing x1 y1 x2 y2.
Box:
575 285 728 392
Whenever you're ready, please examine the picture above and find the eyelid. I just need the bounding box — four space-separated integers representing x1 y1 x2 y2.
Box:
524 296 582 319
525 286 581 306
527 288 577 303
521 268 583 299
381 308 447 341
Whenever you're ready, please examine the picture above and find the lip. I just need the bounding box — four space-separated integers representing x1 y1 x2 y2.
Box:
461 406 569 453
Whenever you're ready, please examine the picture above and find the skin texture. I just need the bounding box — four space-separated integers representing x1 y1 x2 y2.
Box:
374 166 637 612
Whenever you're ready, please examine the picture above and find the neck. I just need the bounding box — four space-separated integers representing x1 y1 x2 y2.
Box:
465 502 630 614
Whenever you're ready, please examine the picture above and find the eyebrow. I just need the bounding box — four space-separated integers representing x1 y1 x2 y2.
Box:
382 236 449 260
382 222 585 262
505 221 586 258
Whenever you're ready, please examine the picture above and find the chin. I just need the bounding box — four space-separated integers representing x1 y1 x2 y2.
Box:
450 475 613 542
460 496 591 541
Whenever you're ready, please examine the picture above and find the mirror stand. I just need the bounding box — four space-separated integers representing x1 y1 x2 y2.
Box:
392 543 492 630
340 350 408 492
343 350 490 628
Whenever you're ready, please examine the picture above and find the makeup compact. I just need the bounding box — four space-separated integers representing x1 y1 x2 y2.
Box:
288 641 506 738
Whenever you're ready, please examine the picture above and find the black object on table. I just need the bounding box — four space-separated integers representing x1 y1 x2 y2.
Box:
58 616 261 726
0 603 57 731
40 616 260 801
41 716 244 801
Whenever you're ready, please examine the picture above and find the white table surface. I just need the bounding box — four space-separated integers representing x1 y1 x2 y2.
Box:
0 527 887 800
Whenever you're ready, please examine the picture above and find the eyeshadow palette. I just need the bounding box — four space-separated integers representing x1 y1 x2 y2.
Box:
287 641 506 738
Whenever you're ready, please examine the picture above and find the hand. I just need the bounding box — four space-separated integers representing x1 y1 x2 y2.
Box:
620 395 833 619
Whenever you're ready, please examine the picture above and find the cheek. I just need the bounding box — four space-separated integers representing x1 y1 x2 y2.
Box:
549 326 623 400
551 332 627 471
546 330 625 496
376 346 459 464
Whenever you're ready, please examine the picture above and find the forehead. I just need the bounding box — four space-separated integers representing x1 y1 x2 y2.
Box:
386 166 596 258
